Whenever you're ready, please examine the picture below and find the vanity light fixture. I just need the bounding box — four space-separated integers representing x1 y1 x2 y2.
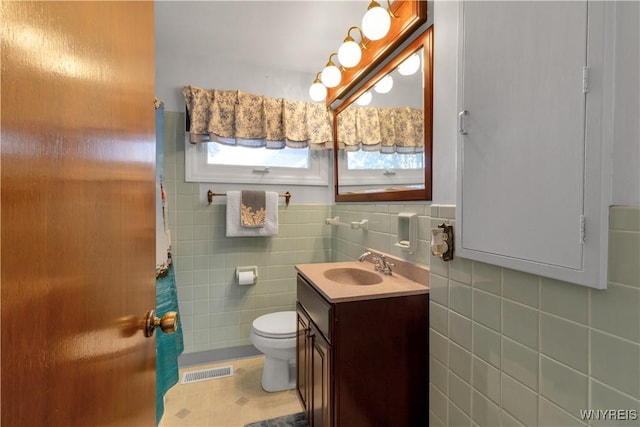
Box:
373 75 393 94
398 52 421 76
308 72 327 102
320 52 342 88
338 26 366 68
356 91 372 106
361 0 397 41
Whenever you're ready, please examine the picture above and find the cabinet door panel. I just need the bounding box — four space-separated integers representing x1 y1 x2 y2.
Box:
458 1 588 269
310 324 332 427
296 306 309 412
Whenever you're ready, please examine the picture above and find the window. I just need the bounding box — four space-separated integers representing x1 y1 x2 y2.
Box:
185 138 329 185
207 143 309 168
337 150 425 187
346 150 423 170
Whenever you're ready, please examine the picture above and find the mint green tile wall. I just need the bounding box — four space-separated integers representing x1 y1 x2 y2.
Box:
331 203 432 265
429 204 640 427
162 111 332 353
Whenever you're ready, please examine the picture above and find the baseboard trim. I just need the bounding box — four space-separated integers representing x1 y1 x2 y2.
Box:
178 345 262 368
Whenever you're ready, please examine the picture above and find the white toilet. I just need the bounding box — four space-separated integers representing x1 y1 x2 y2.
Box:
249 311 297 392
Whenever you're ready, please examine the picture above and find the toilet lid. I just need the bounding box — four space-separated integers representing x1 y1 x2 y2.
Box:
252 311 296 339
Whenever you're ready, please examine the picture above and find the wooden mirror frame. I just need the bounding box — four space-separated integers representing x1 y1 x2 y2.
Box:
333 26 433 202
326 0 427 106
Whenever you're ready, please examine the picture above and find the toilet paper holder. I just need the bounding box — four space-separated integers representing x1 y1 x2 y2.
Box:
236 266 258 285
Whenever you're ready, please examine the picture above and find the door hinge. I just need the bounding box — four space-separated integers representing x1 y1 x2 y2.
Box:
580 215 586 244
582 67 589 93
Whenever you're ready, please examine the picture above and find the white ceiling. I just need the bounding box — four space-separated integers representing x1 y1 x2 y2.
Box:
155 0 372 74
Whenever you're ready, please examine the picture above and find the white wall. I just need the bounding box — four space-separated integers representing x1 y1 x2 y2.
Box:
611 1 640 206
432 1 459 205
156 56 316 113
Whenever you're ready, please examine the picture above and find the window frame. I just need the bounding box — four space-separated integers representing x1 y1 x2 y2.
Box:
337 150 425 187
184 135 330 186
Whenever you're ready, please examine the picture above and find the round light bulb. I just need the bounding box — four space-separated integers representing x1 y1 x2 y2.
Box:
338 40 362 68
398 53 421 76
374 75 393 94
309 82 327 102
362 6 391 41
356 91 372 106
321 65 342 88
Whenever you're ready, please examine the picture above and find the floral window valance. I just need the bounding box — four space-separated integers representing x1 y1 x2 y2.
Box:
336 104 424 154
182 85 333 150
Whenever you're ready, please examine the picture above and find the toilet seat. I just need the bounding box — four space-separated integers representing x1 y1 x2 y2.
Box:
252 311 296 339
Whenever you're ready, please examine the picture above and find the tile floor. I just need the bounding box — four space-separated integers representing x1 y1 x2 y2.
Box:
159 356 303 427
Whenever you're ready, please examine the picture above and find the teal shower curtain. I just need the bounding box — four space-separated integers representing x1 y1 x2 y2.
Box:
155 260 183 425
155 103 183 425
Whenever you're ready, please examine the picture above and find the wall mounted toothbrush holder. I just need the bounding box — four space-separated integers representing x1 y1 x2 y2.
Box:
431 223 454 261
325 216 369 230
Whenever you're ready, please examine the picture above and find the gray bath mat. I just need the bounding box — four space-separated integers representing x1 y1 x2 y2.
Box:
244 412 308 427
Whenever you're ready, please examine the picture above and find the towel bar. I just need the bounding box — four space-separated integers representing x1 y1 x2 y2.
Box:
207 189 291 206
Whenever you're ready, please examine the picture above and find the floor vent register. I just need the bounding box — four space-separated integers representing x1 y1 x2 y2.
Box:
180 365 234 384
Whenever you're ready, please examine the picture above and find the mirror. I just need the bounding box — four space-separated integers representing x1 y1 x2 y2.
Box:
333 27 433 202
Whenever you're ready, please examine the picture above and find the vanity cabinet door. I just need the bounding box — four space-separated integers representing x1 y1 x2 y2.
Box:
456 0 610 288
296 305 310 414
309 323 332 427
297 300 333 427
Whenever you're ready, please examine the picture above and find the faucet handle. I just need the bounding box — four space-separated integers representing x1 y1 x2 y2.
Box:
378 254 395 275
371 256 382 270
385 262 395 274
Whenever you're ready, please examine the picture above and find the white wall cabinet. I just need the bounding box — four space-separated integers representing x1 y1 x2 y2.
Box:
455 1 612 289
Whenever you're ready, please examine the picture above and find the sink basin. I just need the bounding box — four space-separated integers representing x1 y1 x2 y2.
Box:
322 267 383 286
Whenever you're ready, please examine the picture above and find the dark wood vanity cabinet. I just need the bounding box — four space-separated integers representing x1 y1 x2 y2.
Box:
297 309 332 427
296 273 430 427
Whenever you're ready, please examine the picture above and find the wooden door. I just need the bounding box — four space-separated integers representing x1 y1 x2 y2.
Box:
1 2 156 426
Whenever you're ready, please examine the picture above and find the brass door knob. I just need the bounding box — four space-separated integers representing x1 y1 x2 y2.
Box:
143 310 179 337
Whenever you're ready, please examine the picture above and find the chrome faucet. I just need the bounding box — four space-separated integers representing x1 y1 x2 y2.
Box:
358 251 372 262
358 250 395 275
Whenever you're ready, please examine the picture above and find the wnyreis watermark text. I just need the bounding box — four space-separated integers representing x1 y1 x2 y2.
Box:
580 409 638 421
